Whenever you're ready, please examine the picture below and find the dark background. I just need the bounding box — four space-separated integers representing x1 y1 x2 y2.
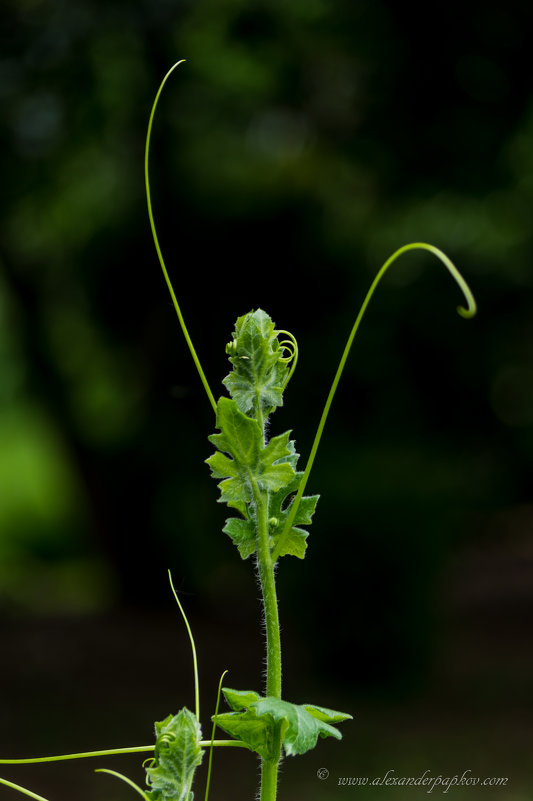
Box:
1 1 532 799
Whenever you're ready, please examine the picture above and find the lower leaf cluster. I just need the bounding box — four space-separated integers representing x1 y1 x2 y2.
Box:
213 688 352 759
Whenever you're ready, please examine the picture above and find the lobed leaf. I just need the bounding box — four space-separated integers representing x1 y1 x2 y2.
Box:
267 450 319 559
145 708 203 801
217 437 319 560
206 397 295 508
213 688 352 759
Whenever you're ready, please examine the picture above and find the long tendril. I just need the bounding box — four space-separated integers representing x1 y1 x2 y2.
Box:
0 746 155 764
145 60 217 414
0 741 248 767
271 242 477 562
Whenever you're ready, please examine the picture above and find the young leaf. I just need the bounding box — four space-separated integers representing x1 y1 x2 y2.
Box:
145 708 203 801
223 310 290 419
206 397 294 507
213 689 352 759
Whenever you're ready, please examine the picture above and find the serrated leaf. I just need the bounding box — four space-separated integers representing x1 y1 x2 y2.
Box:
222 517 255 559
213 688 352 760
222 309 290 419
219 441 319 561
206 397 295 508
145 708 203 801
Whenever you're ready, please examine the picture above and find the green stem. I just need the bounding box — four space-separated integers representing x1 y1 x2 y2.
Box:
260 758 279 801
271 242 477 563
253 484 282 801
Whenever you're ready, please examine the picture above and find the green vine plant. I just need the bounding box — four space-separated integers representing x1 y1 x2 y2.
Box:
0 61 477 801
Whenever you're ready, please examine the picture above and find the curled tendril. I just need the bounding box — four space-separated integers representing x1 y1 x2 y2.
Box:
158 733 176 749
225 339 238 356
275 329 299 389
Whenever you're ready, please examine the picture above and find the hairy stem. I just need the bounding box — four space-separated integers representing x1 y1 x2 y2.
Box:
253 484 282 800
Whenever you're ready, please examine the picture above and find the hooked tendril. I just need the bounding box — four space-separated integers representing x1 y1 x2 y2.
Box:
271 242 477 562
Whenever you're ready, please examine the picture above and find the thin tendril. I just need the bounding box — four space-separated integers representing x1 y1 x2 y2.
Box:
0 746 155 764
271 242 477 562
0 742 247 767
168 570 200 721
204 669 229 801
96 769 150 801
145 60 217 414
0 777 50 801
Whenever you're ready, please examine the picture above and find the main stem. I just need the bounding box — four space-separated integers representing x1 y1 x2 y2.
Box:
254 483 282 801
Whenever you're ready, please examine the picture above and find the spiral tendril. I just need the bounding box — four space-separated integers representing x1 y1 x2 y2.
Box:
275 329 299 388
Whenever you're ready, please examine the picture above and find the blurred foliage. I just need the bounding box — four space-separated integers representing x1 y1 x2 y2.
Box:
0 0 532 688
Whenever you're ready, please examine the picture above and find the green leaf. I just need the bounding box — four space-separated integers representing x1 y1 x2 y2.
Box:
268 468 319 559
222 516 255 559
223 309 290 419
206 397 294 508
217 438 319 561
221 688 262 712
254 697 351 756
145 708 203 801
213 688 352 759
